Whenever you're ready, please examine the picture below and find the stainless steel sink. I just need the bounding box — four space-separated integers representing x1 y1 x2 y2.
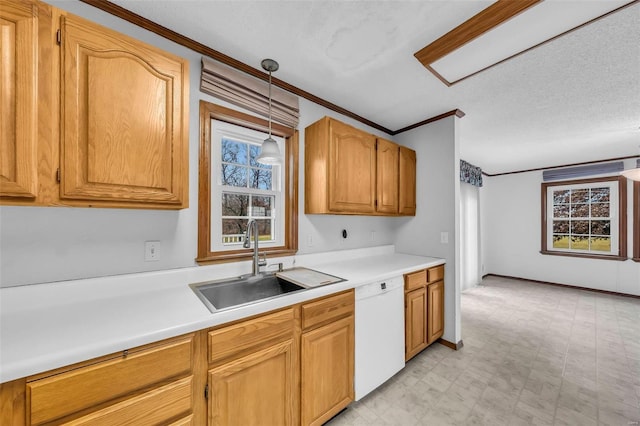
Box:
190 273 306 312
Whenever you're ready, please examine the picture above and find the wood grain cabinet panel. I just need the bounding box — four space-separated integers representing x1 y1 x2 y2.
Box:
398 146 416 215
376 138 399 214
301 290 354 331
301 315 354 426
59 14 188 206
63 376 193 426
427 280 445 344
208 307 295 365
208 340 297 426
27 334 194 425
305 116 415 216
327 119 377 213
0 0 38 198
404 286 428 361
404 265 445 360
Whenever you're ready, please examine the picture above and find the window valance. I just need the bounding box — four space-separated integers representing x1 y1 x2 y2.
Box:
201 57 299 128
542 161 623 181
460 160 483 187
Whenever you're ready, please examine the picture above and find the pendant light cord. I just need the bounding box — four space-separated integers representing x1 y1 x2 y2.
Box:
268 70 273 138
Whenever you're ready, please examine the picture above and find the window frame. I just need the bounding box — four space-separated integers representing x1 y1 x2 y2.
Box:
634 181 640 262
197 101 298 264
540 176 627 261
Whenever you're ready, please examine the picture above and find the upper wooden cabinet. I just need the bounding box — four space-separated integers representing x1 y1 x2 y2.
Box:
399 146 417 215
376 138 399 214
0 0 38 198
305 117 415 216
0 0 189 209
306 117 377 214
60 14 188 206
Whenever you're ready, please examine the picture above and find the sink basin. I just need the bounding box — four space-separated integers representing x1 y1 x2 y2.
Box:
190 274 306 312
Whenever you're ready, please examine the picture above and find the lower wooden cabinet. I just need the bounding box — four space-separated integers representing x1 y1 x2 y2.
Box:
209 339 297 426
300 312 354 426
427 280 445 344
24 333 201 425
0 290 356 426
404 286 428 361
404 265 445 361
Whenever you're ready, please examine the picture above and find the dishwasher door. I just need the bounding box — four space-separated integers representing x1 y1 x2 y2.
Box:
354 277 405 400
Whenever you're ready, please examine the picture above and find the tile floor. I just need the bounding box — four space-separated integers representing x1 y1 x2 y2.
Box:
327 275 640 425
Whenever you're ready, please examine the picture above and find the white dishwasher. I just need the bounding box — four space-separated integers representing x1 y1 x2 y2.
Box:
354 276 405 400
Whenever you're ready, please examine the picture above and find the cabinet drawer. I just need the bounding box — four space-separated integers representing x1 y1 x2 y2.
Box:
62 376 192 425
208 307 295 364
301 290 354 331
27 334 194 425
404 269 427 292
427 265 445 283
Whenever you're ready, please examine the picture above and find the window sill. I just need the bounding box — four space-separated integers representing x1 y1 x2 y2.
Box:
539 250 627 261
196 248 297 265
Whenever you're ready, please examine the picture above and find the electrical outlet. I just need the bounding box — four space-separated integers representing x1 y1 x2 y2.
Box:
370 231 376 242
145 241 160 261
306 234 313 247
440 232 449 244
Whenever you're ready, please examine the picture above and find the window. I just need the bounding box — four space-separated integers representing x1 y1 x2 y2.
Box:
198 101 298 263
211 122 284 251
541 176 627 260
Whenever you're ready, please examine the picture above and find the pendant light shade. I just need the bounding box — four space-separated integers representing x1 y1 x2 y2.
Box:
256 58 281 165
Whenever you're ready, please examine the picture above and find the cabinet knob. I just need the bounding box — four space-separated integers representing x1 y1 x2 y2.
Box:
380 282 386 290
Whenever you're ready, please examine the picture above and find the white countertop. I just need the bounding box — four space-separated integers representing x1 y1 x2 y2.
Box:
0 246 444 383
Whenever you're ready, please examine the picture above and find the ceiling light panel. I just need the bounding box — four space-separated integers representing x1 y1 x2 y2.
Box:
430 0 631 84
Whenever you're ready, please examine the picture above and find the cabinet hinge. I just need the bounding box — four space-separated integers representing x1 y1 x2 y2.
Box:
204 384 209 400
56 168 61 183
56 29 61 45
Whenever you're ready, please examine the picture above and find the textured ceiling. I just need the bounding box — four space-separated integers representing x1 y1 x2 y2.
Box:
109 0 640 174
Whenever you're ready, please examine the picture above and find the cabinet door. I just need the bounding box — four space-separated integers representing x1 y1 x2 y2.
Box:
301 315 354 426
0 0 38 198
376 138 399 214
59 14 188 206
405 287 427 361
427 280 445 344
209 339 296 426
328 119 376 213
399 146 416 215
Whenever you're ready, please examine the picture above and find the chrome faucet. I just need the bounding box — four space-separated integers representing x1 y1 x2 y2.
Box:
243 219 266 276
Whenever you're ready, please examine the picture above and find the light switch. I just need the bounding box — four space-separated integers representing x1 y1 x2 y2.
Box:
145 241 160 261
440 232 449 244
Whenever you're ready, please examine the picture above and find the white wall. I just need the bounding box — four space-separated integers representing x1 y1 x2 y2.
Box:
0 2 400 287
394 116 462 345
482 158 640 296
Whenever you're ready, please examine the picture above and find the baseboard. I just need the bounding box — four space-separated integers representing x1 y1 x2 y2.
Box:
437 338 464 351
484 273 640 300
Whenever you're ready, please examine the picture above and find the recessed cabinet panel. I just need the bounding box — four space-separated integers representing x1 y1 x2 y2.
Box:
376 138 399 214
404 287 427 361
328 119 377 213
399 146 416 215
427 280 445 344
301 316 354 426
0 1 37 198
209 340 296 426
60 14 188 205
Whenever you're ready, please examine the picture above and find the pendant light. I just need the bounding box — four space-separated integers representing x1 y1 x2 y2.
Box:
256 59 281 165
